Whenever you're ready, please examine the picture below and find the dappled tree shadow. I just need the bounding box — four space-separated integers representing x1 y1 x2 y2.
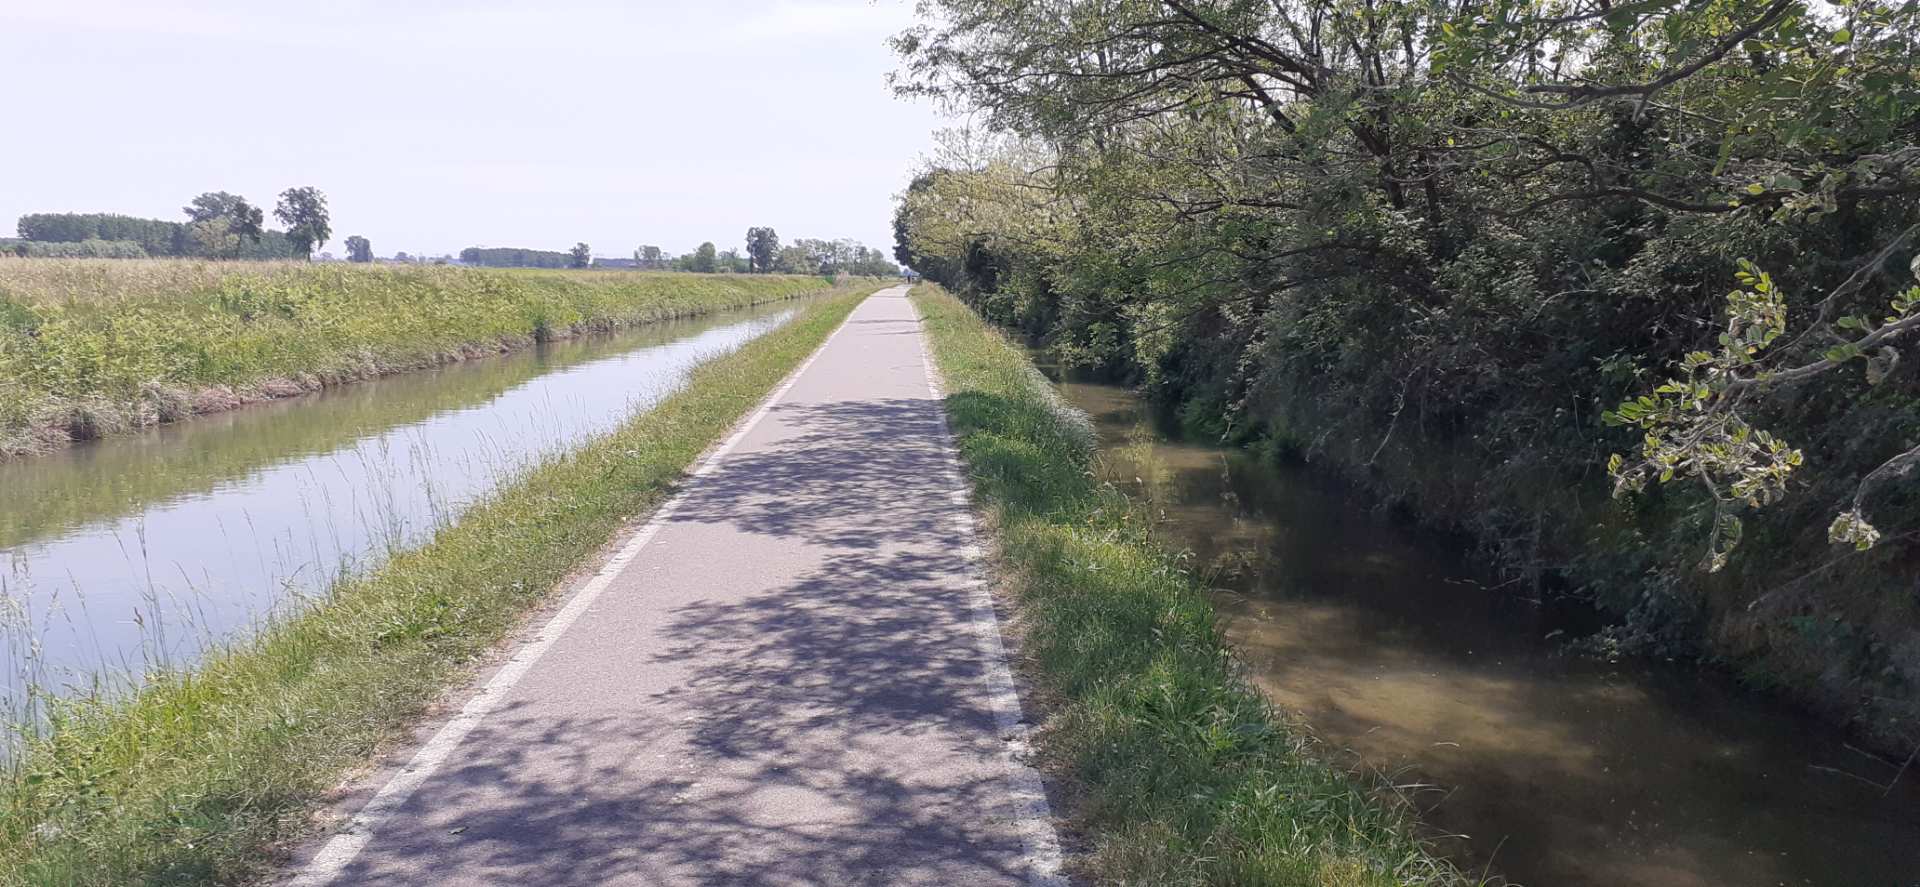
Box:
328 301 1049 884
667 396 959 551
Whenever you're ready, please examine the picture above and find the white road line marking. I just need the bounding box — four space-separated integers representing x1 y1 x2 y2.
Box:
288 291 884 886
911 296 1070 887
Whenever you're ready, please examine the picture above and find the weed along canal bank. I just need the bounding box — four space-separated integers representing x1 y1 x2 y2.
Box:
0 285 881 883
1033 341 1920 882
0 261 837 459
911 286 1468 885
0 294 845 709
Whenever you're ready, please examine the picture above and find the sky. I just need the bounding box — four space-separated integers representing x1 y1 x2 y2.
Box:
0 0 947 259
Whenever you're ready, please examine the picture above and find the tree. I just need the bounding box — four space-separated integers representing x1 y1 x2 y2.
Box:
183 191 264 258
344 235 372 263
689 241 717 273
189 218 237 258
183 191 244 225
228 199 264 257
887 0 1920 722
570 242 591 268
715 248 749 273
849 246 900 277
635 244 665 269
745 227 780 273
273 186 331 260
775 244 815 275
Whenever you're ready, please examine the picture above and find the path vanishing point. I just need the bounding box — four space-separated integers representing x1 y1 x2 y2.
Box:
286 287 1066 885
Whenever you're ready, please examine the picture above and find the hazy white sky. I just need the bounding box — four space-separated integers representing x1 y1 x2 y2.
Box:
0 0 946 258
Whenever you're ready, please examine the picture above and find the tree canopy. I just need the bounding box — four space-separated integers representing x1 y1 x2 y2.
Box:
688 242 718 273
746 227 781 273
273 187 331 260
891 0 1920 732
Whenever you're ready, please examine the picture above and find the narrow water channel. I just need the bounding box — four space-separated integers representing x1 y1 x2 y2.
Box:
0 301 804 718
1041 362 1920 887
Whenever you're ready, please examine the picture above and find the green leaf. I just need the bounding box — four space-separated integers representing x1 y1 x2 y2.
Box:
1831 28 1852 44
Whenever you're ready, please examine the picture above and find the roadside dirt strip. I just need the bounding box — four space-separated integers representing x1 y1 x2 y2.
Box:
286 286 1066 886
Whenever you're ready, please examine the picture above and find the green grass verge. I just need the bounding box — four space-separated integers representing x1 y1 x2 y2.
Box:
911 284 1472 887
0 284 882 885
0 259 846 456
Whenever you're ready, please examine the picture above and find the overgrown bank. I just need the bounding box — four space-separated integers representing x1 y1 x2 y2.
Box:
913 285 1467 886
0 285 879 885
890 0 1920 755
0 259 841 458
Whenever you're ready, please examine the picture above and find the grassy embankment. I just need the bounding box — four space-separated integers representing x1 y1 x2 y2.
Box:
913 285 1469 886
0 259 839 457
0 309 758 551
0 284 881 885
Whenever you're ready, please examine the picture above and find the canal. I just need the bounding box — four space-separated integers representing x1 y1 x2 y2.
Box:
1 300 805 722
1042 362 1920 886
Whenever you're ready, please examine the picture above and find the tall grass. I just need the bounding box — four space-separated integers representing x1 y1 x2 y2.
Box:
0 286 878 885
0 259 839 456
912 284 1471 886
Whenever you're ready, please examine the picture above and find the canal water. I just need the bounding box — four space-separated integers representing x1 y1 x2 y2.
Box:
1042 364 1920 886
0 301 804 720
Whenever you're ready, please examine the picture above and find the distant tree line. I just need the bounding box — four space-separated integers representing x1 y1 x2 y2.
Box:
632 245 667 269
14 212 294 259
4 238 152 259
634 230 899 277
13 186 334 261
17 213 184 255
13 198 904 279
458 246 574 268
782 237 898 277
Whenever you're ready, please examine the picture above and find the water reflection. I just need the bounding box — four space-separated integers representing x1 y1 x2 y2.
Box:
1048 368 1920 887
1 304 802 711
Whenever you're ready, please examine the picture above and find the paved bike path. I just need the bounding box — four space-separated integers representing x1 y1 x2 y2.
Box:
290 287 1063 885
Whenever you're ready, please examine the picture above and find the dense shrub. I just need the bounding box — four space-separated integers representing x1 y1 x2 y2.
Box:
11 239 149 259
892 0 1920 750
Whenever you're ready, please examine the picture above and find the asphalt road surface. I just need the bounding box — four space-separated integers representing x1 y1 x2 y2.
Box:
288 287 1064 885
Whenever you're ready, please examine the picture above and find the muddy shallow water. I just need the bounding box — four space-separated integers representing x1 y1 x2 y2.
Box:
1045 367 1920 886
0 302 804 713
